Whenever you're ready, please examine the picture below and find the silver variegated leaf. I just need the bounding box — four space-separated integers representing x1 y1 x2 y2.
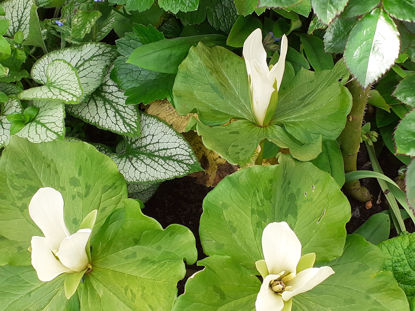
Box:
19 60 83 104
101 113 201 183
0 98 21 147
30 43 116 99
16 100 65 143
1 0 34 38
68 68 140 136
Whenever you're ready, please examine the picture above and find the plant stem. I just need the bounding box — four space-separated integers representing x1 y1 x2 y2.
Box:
339 79 372 202
365 141 406 234
255 140 265 165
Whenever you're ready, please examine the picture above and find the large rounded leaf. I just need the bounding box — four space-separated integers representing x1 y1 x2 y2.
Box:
200 157 351 267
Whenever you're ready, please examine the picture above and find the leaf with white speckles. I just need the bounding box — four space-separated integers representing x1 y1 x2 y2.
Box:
15 100 65 143
19 60 83 104
68 68 140 137
0 98 21 147
30 43 116 100
104 113 201 183
1 0 35 38
345 9 400 87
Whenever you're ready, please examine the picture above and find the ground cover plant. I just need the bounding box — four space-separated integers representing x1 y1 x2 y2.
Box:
0 0 415 310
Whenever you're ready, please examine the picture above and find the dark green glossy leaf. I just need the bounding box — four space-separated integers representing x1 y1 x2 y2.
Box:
311 0 348 24
324 15 357 53
395 109 415 156
342 0 379 18
158 0 199 14
206 0 237 33
233 0 257 15
394 74 415 107
226 15 262 48
384 0 415 22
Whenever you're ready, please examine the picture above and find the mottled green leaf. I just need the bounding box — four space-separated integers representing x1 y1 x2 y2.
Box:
158 0 199 14
344 9 400 87
395 109 415 156
394 74 415 107
206 0 238 33
0 97 20 147
71 10 102 41
311 0 348 24
69 68 140 137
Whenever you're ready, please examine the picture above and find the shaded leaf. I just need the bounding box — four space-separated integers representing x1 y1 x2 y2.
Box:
311 0 348 24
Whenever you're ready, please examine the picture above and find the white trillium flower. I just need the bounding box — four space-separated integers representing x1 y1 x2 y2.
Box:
29 187 92 282
243 28 288 126
255 222 335 311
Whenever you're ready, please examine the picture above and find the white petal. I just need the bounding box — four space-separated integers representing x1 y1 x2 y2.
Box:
262 222 301 275
282 266 334 301
270 34 288 91
255 274 285 311
31 236 70 282
243 28 269 78
28 187 69 252
56 229 91 272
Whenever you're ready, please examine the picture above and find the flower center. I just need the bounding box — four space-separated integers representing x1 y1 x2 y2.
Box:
270 279 286 293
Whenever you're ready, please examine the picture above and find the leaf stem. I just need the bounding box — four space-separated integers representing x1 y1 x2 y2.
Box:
365 141 406 234
255 140 265 165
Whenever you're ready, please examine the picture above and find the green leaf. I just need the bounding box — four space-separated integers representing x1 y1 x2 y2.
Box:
71 10 102 41
344 9 400 87
173 256 260 311
15 100 64 143
36 0 65 8
80 199 197 310
323 15 357 53
300 34 334 71
30 43 116 99
108 0 154 12
311 0 348 24
233 0 257 15
103 113 201 183
384 0 415 22
19 59 83 104
355 213 390 244
394 74 415 107
1 0 35 39
0 266 73 310
173 43 253 124
0 19 9 35
368 89 391 112
24 3 46 51
379 232 415 307
0 136 127 244
200 160 350 266
0 97 21 147
258 0 302 8
206 0 238 33
128 34 225 74
342 0 379 18
226 15 262 48
408 160 415 210
311 140 345 186
68 68 140 137
294 235 409 310
158 0 199 14
127 182 159 202
395 109 415 156
64 270 85 299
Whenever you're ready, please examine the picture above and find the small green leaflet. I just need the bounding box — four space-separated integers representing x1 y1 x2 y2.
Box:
0 98 21 147
323 15 357 54
19 59 83 104
30 43 116 100
394 109 415 156
1 0 34 38
104 113 201 183
345 9 400 87
394 74 415 107
379 233 415 308
311 0 348 24
15 100 65 143
68 68 140 137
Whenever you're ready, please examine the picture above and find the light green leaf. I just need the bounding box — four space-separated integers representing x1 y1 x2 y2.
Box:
105 113 201 183
36 0 65 8
368 89 391 112
107 0 154 12
200 160 350 266
79 199 196 311
31 43 116 99
64 270 85 299
0 266 73 311
379 232 415 308
287 0 312 17
294 235 409 310
233 0 257 15
344 9 400 87
19 59 83 104
311 0 348 24
0 97 21 147
394 74 415 107
258 0 302 8
355 213 390 244
323 15 357 54
300 34 334 71
384 0 415 22
25 3 46 51
0 136 127 244
342 0 379 18
311 140 345 186
71 10 102 41
1 0 34 38
68 68 140 137
158 0 199 14
15 100 65 143
407 160 415 209
128 34 225 74
395 109 415 156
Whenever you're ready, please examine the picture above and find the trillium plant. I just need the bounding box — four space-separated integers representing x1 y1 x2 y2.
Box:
0 0 415 310
255 222 334 311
